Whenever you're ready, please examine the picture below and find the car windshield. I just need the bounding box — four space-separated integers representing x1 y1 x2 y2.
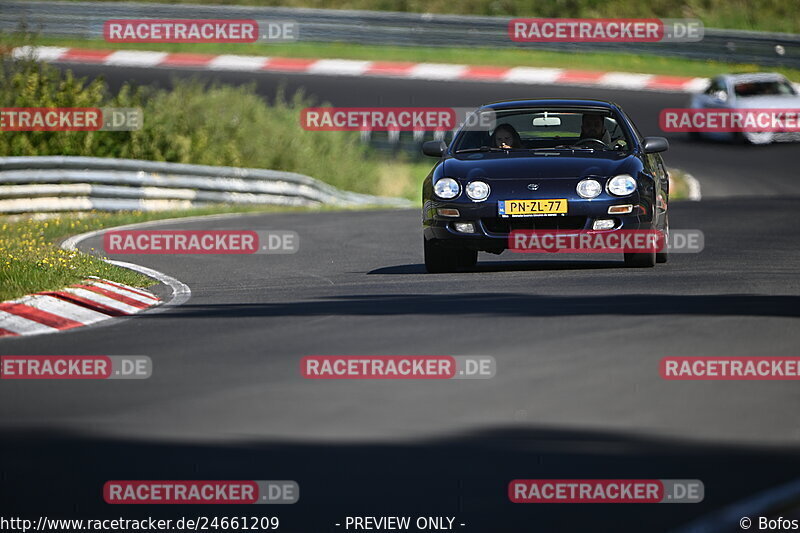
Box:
734 80 797 97
454 107 633 153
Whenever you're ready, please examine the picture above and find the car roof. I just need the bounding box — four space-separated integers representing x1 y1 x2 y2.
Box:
481 99 620 111
719 73 787 83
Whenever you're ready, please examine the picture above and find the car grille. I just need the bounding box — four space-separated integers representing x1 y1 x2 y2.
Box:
481 216 587 234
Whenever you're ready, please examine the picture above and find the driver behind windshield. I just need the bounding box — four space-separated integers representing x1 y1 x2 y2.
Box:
491 123 522 149
579 113 612 146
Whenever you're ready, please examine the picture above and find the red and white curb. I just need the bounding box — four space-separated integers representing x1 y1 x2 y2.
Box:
0 278 160 338
12 46 710 93
0 214 206 339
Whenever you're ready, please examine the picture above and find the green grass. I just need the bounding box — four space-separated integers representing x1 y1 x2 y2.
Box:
667 168 694 200
377 158 431 204
0 214 154 301
49 0 800 34
14 36 800 82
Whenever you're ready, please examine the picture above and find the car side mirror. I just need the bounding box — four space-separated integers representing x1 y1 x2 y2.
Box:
642 136 669 154
422 140 447 157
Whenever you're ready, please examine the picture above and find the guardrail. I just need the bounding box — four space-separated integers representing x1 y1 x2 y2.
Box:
2 1 798 68
0 156 412 213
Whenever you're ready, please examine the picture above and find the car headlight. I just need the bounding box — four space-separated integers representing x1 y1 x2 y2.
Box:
434 178 460 199
466 180 490 201
576 179 602 199
607 174 637 196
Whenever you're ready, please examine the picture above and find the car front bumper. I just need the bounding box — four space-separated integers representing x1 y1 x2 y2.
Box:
423 196 654 252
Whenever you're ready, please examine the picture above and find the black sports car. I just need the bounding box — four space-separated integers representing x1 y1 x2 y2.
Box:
421 98 670 272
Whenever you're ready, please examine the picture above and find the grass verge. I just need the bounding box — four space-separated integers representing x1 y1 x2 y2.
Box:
14 36 800 82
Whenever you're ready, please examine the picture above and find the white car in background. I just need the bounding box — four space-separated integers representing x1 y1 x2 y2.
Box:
690 73 800 144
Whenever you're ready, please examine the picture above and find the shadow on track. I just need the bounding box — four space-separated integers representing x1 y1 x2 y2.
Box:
369 260 623 275
2 426 799 532
147 293 800 319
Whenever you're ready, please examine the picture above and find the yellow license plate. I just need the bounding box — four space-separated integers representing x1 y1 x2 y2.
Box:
499 199 568 217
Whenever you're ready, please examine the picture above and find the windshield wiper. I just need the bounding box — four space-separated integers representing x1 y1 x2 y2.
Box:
552 146 598 151
455 146 509 153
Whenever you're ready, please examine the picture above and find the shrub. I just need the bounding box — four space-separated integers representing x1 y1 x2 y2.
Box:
0 51 381 194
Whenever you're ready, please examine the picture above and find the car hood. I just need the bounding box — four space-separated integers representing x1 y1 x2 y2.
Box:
442 153 641 180
734 95 800 108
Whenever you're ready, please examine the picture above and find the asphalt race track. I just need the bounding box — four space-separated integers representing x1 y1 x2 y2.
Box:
1 63 800 532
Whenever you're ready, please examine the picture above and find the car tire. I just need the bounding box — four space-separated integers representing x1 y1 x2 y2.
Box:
456 248 478 270
743 131 774 145
424 238 457 273
624 251 656 268
733 131 774 145
424 239 477 273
